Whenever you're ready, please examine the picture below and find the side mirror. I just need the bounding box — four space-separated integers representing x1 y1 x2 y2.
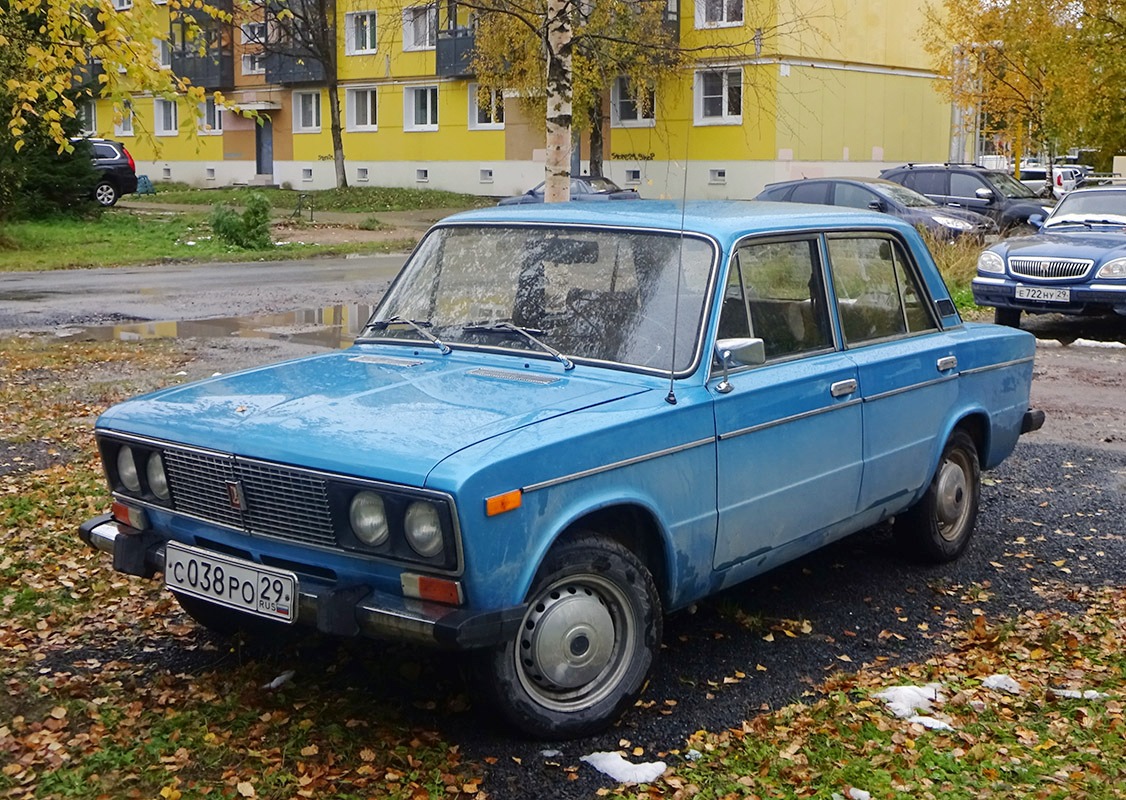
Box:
713 337 765 393
867 200 886 213
1027 213 1045 230
975 187 995 202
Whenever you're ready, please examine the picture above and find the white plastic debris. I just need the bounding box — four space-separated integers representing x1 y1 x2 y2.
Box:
908 715 955 731
832 789 871 800
580 752 666 784
541 749 562 758
1051 688 1109 700
685 749 703 762
874 684 945 718
1072 338 1126 349
982 674 1023 695
260 669 295 690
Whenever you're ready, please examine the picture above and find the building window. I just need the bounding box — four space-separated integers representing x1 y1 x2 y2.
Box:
294 91 321 132
345 11 378 54
696 68 741 124
402 5 436 51
155 98 178 136
77 99 97 135
624 168 641 184
611 76 655 127
479 168 493 183
240 22 266 44
347 87 378 131
404 85 438 131
468 84 503 130
114 102 133 136
155 38 172 69
113 0 133 10
199 99 223 134
302 168 313 181
357 167 369 182
696 0 742 27
241 53 265 75
416 168 429 182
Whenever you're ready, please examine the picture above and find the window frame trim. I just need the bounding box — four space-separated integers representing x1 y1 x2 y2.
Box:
610 76 656 129
402 4 437 52
404 84 439 131
694 67 743 126
467 83 504 131
346 85 379 132
293 90 323 133
344 10 379 55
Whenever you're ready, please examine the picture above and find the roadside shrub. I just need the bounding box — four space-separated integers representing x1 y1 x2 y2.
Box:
209 192 273 249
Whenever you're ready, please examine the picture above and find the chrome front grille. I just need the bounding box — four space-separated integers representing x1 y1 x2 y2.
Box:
1009 257 1092 280
164 448 336 547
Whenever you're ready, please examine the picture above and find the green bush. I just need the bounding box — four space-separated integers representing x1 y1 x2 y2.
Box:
209 192 273 249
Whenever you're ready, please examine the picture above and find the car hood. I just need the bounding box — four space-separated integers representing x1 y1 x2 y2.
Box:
97 348 651 486
915 205 992 226
996 229 1126 261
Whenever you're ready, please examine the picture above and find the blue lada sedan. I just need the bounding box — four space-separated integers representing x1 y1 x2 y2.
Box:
80 201 1043 738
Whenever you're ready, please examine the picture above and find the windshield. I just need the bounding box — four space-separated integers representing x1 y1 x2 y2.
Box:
1045 189 1126 227
364 224 717 373
985 171 1038 199
873 181 936 208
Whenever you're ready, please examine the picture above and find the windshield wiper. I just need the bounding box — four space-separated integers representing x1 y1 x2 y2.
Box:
462 321 574 370
363 316 451 355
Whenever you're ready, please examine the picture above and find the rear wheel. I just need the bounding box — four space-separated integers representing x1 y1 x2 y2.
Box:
994 307 1022 328
894 429 981 563
94 180 119 207
476 534 662 739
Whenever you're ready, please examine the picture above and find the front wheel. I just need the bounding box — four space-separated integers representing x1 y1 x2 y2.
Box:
994 307 1022 328
476 535 662 739
894 429 981 563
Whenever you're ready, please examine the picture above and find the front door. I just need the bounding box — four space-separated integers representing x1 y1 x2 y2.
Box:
255 116 274 177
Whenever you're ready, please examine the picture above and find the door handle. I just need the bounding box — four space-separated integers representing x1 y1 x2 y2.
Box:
937 356 958 372
831 379 857 398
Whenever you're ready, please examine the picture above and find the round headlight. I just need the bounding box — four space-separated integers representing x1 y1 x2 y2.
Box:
349 491 389 547
116 446 141 493
146 452 170 501
405 502 444 558
976 251 1006 275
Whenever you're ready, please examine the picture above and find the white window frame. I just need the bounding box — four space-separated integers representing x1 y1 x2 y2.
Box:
345 11 378 55
611 76 655 128
113 0 133 10
468 84 503 130
240 21 267 44
293 90 322 133
404 85 439 131
695 0 743 28
199 98 223 134
695 68 742 125
154 97 178 136
241 53 266 75
347 87 378 131
155 37 172 69
114 103 134 137
77 99 97 136
402 5 436 51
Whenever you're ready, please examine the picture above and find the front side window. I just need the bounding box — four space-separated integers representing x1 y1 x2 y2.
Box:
827 236 938 346
403 5 436 50
611 76 655 127
468 84 503 129
718 238 833 361
698 0 742 26
405 85 438 130
949 173 989 199
155 98 178 135
833 183 879 210
346 11 377 54
365 225 716 374
348 87 378 130
294 91 321 132
199 98 223 134
697 69 741 124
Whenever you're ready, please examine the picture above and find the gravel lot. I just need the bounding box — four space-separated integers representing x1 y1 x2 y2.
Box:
2 258 1124 796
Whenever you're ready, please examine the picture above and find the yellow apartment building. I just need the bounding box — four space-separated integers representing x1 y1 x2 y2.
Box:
81 0 954 199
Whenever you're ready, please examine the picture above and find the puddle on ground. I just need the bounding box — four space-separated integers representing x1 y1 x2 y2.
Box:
59 304 376 350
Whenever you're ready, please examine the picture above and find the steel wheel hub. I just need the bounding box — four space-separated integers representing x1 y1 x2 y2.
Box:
935 455 969 539
521 584 615 691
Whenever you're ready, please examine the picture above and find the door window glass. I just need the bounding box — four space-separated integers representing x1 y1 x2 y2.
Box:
950 173 989 199
901 170 945 195
789 182 829 204
833 183 879 209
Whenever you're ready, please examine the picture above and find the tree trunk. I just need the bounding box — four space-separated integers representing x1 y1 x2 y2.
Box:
587 97 604 178
326 80 348 188
543 0 573 202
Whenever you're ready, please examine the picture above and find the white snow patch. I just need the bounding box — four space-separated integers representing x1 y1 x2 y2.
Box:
1072 338 1126 349
1051 688 1109 700
1035 339 1063 349
908 715 955 731
580 752 666 784
874 684 945 718
982 674 1023 695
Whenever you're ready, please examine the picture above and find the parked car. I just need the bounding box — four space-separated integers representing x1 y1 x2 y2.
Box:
498 175 640 205
79 200 1043 738
1015 165 1082 199
880 163 1051 231
972 186 1126 327
72 137 138 207
754 177 996 239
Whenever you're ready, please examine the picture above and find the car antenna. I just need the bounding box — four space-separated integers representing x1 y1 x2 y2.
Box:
665 135 693 406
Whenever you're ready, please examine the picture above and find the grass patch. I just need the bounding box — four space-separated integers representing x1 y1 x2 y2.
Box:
924 229 988 314
0 211 411 271
137 182 494 213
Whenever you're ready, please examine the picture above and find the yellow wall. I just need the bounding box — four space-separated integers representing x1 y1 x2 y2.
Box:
91 97 225 163
775 0 934 70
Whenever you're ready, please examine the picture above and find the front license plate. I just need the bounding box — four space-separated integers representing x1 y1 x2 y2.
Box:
165 542 298 623
1015 285 1070 302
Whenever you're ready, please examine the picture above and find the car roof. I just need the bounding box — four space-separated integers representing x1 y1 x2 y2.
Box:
763 176 904 189
440 200 912 246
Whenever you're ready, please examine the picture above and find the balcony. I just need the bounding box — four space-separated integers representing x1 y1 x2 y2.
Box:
264 52 325 84
170 6 234 90
436 1 475 78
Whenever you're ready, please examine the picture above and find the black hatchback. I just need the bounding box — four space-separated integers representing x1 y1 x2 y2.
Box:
755 177 996 239
880 163 1050 231
73 138 138 207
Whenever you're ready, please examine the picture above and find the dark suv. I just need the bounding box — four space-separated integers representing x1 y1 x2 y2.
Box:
880 163 1051 231
73 138 138 207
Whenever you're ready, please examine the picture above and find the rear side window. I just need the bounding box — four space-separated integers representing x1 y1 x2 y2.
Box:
789 182 829 204
92 143 117 159
826 236 938 346
758 185 794 201
900 170 946 196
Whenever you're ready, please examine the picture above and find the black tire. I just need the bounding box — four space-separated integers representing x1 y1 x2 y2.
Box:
94 180 119 207
475 534 662 739
172 591 294 639
894 429 981 563
994 307 1022 328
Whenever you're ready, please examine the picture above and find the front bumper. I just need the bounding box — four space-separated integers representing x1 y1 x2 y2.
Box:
78 515 524 649
973 276 1126 315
